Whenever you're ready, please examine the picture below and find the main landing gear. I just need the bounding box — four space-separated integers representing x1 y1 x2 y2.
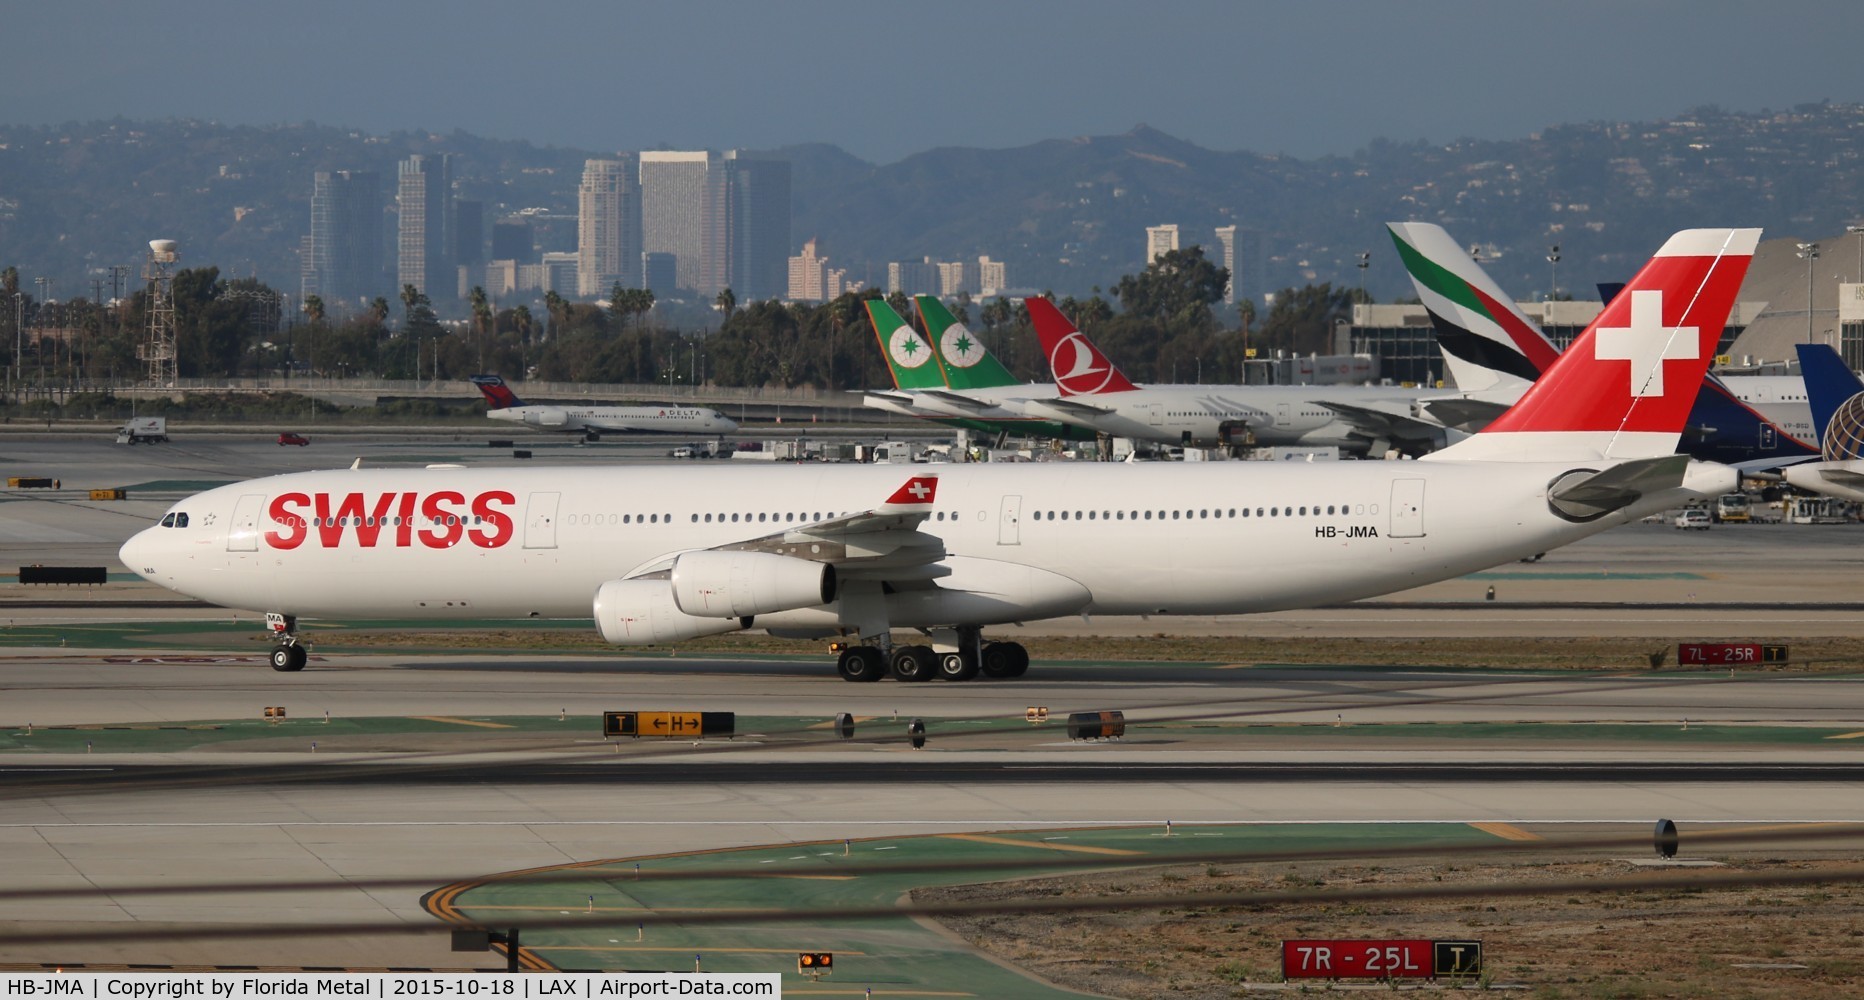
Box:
833 634 1028 682
266 612 308 672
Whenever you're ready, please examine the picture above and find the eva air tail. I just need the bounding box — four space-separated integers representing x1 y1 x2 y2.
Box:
913 295 1018 390
865 299 946 391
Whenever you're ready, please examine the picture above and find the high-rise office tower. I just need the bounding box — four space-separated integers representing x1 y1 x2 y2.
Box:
1147 224 1180 263
577 158 642 298
304 170 382 309
639 151 725 296
1213 225 1238 304
724 151 791 302
788 238 830 302
453 199 484 267
491 219 533 262
397 154 452 299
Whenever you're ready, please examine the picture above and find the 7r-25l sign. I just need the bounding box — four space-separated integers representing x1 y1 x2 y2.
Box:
1282 939 1482 979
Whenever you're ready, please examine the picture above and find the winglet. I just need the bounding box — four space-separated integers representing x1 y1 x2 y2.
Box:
469 374 523 410
880 474 939 511
1024 297 1140 396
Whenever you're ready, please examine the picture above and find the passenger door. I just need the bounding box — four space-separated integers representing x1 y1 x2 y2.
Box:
523 492 560 549
1389 478 1425 538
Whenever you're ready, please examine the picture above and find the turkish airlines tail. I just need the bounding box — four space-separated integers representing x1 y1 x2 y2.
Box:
1024 297 1140 396
865 299 947 391
469 374 524 410
1428 228 1760 463
1386 222 1559 391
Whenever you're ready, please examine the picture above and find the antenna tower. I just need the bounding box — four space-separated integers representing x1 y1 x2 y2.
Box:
141 239 179 384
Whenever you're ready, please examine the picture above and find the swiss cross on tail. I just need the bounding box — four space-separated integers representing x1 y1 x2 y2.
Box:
1024 297 1140 396
1436 228 1760 462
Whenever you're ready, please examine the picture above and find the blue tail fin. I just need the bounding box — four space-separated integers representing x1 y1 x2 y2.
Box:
1796 343 1864 446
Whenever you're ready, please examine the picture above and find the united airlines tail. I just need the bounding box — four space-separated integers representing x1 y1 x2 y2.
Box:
1796 342 1864 455
469 374 524 410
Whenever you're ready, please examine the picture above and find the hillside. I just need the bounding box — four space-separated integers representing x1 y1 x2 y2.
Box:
1 103 1859 308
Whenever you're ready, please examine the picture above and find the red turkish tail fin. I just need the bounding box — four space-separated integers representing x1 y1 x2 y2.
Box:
1024 297 1140 396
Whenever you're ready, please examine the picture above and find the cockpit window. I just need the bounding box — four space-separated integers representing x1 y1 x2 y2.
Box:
160 513 175 528
174 513 189 528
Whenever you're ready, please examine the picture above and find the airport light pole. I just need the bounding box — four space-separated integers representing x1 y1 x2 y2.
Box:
1798 242 1821 342
1546 244 1561 300
1355 252 1369 302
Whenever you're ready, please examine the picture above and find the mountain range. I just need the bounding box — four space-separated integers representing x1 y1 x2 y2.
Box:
1 102 1860 309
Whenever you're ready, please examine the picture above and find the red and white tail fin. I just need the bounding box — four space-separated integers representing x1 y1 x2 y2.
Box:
1024 297 1139 396
878 474 939 513
1427 228 1760 463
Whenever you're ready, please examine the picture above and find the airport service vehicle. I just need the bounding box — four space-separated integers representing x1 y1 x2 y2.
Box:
1388 221 1817 466
277 432 310 447
115 416 167 445
120 229 1755 678
1782 343 1864 502
1674 508 1712 530
1714 493 1750 522
470 375 737 441
1021 297 1485 457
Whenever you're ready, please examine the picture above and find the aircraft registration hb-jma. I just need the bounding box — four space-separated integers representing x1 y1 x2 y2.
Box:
122 229 1755 681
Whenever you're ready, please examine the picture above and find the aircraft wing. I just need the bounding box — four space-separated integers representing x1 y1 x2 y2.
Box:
628 473 949 584
1317 400 1450 446
1414 396 1512 433
1025 396 1116 418
918 390 1002 412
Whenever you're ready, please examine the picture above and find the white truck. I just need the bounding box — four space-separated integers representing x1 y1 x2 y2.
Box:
115 416 168 445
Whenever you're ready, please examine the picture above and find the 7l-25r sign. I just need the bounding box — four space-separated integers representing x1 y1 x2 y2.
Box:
1282 939 1482 979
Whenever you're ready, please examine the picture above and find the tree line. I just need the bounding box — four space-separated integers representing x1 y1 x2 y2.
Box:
0 247 1364 390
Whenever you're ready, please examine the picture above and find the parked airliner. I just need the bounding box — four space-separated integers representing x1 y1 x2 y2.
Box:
122 229 1755 680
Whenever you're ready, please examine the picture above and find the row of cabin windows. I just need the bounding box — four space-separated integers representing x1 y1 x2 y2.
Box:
1028 503 1377 521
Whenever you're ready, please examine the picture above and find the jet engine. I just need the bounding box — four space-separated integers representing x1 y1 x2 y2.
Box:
593 579 747 645
670 550 836 618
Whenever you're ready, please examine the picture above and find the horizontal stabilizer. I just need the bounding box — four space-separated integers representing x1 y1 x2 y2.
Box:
1547 455 1688 520
919 390 1000 412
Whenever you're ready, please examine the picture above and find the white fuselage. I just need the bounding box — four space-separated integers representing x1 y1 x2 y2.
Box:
122 462 1697 629
489 404 737 435
1017 384 1436 452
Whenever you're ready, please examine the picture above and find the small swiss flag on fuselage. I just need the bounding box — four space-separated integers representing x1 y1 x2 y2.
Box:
884 475 939 506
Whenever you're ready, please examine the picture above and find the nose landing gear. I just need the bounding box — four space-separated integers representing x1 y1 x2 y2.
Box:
265 612 308 672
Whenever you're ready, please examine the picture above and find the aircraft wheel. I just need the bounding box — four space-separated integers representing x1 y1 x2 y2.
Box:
980 642 1018 679
270 645 307 672
890 644 937 682
1002 641 1030 677
937 651 979 681
837 645 886 682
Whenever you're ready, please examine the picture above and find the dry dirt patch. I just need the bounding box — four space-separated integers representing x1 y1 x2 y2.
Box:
920 856 1864 998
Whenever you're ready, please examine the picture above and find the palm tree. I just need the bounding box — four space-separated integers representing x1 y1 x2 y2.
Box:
468 285 491 371
400 284 422 328
301 295 325 326
714 287 736 318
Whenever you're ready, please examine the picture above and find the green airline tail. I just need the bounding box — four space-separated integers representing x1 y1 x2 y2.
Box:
865 298 945 390
915 295 1019 390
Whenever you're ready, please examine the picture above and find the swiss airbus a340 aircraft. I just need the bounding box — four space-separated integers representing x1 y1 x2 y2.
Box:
470 375 737 440
123 229 1755 680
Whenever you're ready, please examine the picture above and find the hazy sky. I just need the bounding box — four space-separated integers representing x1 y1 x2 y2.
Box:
9 1 1863 162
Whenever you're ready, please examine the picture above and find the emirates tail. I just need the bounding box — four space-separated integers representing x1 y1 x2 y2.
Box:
1024 297 1139 396
1427 228 1760 463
